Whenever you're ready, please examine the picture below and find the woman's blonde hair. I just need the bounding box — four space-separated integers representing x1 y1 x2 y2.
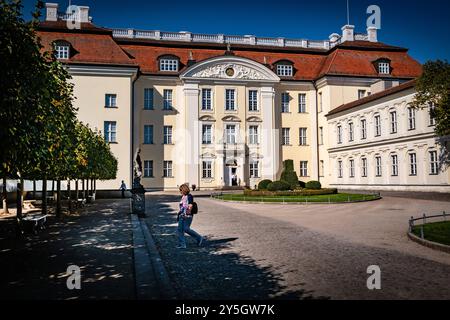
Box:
179 184 190 195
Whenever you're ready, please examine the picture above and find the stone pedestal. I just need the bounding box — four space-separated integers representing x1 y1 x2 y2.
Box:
132 178 146 218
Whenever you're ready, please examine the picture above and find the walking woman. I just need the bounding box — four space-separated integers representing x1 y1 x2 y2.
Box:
177 184 204 249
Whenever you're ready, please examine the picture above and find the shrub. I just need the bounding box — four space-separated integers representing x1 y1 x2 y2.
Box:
280 160 299 190
306 181 322 190
267 180 291 191
258 179 272 190
298 181 306 189
243 188 338 197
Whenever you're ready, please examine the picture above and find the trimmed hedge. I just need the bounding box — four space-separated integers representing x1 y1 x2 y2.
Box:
306 181 322 190
243 188 338 197
280 160 299 190
298 181 306 189
267 180 291 191
258 179 272 190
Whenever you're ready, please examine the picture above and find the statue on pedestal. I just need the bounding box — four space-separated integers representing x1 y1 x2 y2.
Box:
132 148 146 217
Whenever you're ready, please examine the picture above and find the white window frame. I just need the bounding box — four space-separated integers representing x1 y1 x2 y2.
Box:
201 88 213 111
163 161 173 178
349 159 355 178
429 150 438 175
249 161 260 178
361 119 367 140
358 90 366 99
202 160 213 179
163 89 173 110
319 127 324 145
429 103 436 126
163 126 172 145
375 156 382 177
300 161 308 177
144 88 154 110
338 160 343 178
408 107 416 130
202 124 213 145
104 121 117 143
282 128 290 146
105 94 117 108
144 160 153 178
281 93 290 113
248 90 258 112
225 124 237 144
390 111 397 134
225 89 236 111
374 115 381 137
298 93 306 113
299 128 307 146
160 58 179 72
276 64 293 77
348 122 354 142
361 158 368 177
391 154 398 176
249 125 259 145
337 125 342 144
55 44 69 59
144 125 153 144
409 153 417 176
378 62 390 74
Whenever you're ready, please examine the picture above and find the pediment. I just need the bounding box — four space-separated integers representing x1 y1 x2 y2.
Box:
199 115 216 122
222 115 241 122
201 152 216 159
180 56 280 82
247 116 263 123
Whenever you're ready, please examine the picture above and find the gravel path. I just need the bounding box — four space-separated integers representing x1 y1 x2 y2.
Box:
146 193 450 300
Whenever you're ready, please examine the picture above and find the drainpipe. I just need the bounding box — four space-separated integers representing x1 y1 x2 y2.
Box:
131 70 139 191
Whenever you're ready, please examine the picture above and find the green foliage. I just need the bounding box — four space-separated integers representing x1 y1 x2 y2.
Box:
280 160 299 190
258 179 272 190
244 188 338 196
267 180 291 191
305 181 322 190
298 181 306 189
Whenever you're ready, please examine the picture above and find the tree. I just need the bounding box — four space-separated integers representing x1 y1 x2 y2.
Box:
280 160 299 190
411 60 450 168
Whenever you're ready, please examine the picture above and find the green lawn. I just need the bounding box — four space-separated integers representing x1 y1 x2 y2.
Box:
213 193 380 203
412 221 450 246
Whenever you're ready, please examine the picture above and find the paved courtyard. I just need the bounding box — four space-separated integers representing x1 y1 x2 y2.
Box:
146 193 450 300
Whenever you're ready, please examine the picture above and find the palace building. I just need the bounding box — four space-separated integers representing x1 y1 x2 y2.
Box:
36 3 449 193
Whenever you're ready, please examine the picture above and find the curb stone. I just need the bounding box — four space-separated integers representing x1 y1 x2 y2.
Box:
407 232 450 254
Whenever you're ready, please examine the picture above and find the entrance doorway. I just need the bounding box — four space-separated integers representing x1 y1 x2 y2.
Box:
224 165 238 187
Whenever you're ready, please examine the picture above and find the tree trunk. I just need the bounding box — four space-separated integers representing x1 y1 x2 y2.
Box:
52 180 54 194
86 178 90 203
16 180 23 220
20 178 24 208
68 180 72 213
75 180 79 200
94 179 96 201
56 180 61 217
82 179 85 200
42 177 47 215
2 175 8 214
33 180 36 200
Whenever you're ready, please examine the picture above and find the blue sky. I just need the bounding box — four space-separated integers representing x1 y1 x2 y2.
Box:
21 0 450 63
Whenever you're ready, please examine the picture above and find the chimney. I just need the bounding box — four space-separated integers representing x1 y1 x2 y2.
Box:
341 25 355 42
45 2 58 21
367 27 378 42
77 6 90 23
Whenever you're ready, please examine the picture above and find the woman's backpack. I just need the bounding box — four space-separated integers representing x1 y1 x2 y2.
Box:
188 194 199 214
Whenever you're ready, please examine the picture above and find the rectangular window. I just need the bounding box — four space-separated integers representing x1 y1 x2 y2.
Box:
429 103 436 126
390 111 397 134
300 161 308 177
299 128 307 146
361 158 368 177
349 159 355 178
361 119 367 140
144 125 153 144
282 128 290 145
55 45 69 59
319 127 324 145
160 59 178 71
375 156 382 177
277 65 293 77
225 89 236 111
408 107 416 130
163 89 173 110
378 62 390 74
202 88 212 110
202 124 212 144
250 161 260 178
338 161 343 178
391 155 398 176
104 121 117 143
281 93 290 113
298 94 306 113
348 123 354 142
202 161 213 179
105 94 117 108
225 124 236 144
320 160 324 177
144 88 154 110
248 90 258 111
163 161 173 177
375 115 381 137
163 126 172 144
337 125 342 144
430 151 438 175
318 92 323 112
409 153 417 176
144 160 153 178
249 126 259 145
358 90 366 99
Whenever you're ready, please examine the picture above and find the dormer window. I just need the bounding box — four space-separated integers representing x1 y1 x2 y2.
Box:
274 60 294 77
159 56 179 72
374 58 391 75
54 41 70 60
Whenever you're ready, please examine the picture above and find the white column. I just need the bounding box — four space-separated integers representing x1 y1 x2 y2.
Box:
310 92 319 181
261 86 279 181
183 83 200 187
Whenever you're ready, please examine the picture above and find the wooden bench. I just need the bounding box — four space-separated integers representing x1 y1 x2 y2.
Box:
21 213 48 234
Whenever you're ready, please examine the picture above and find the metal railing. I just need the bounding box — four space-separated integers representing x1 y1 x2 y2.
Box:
409 212 448 238
111 28 348 50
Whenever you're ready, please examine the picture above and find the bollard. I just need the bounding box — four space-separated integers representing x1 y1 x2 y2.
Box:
409 216 414 233
420 225 424 239
444 211 447 222
423 213 427 225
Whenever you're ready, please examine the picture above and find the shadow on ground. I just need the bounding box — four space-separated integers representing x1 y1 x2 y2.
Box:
0 200 134 300
145 194 327 300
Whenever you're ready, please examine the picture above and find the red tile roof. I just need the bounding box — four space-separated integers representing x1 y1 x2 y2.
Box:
326 79 417 117
37 21 422 80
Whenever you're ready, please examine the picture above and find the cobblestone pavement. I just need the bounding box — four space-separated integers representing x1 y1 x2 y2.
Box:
145 193 450 300
0 199 134 300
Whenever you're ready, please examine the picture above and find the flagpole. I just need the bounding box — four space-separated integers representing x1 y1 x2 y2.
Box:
347 0 350 25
